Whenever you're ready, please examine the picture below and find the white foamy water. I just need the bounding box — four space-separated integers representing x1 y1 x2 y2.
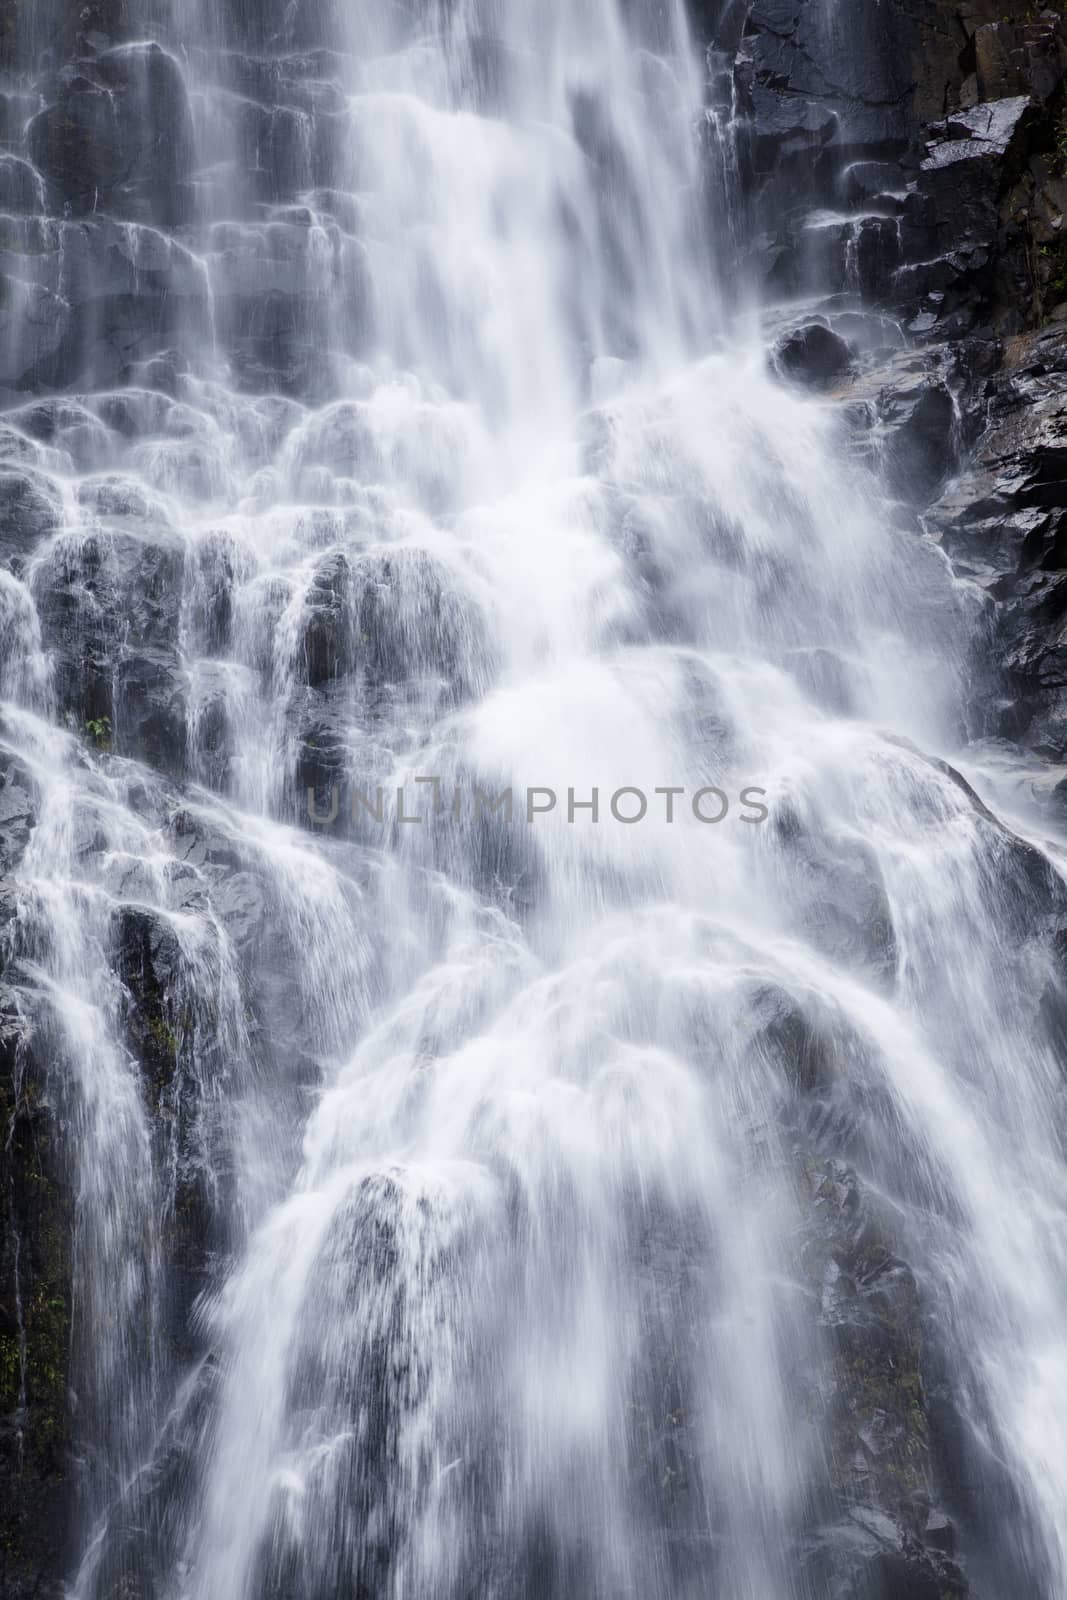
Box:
0 2 1065 1597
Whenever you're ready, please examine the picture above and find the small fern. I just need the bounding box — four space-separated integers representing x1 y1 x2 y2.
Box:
86 715 112 750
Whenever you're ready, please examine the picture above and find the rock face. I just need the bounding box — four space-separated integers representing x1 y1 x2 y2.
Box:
29 43 196 224
0 0 1066 1596
798 1158 968 1600
0 993 72 1600
0 757 72 1600
701 1 1067 1590
716 0 1067 780
926 325 1067 759
713 0 1067 338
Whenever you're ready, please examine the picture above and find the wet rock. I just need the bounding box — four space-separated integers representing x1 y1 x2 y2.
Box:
28 43 196 226
842 344 975 505
113 905 183 1101
0 750 37 900
205 47 349 115
796 1155 968 1600
112 903 225 1362
187 663 235 792
897 97 1036 334
784 646 857 715
188 532 242 657
750 984 841 1095
700 0 1067 338
0 276 69 397
882 380 958 505
207 0 340 54
774 323 856 391
210 868 268 949
0 470 62 569
719 0 1006 298
114 648 188 777
33 526 188 770
0 989 73 1600
207 218 366 396
0 155 43 215
973 15 1067 106
734 0 915 158
5 399 114 472
772 803 898 985
356 550 480 693
300 549 354 686
924 327 1067 755
166 808 268 953
289 544 479 700
167 805 243 876
291 679 354 803
0 218 211 392
32 539 117 732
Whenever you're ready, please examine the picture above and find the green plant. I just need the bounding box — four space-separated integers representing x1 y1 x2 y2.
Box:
85 715 111 749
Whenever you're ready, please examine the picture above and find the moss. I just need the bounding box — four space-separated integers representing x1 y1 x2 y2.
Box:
147 1011 180 1074
0 1333 19 1414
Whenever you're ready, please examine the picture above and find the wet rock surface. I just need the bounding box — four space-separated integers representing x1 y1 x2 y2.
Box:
0 1 1065 1597
924 324 1067 760
774 322 856 391
796 1158 968 1600
716 0 1067 339
0 991 72 1600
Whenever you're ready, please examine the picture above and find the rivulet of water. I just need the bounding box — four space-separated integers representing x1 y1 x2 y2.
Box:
0 2 1065 1598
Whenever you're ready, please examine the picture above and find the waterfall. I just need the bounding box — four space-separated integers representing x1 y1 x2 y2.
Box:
1 1 1066 1597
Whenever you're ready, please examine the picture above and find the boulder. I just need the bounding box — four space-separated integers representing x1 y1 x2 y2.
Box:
33 526 188 771
0 470 62 569
774 323 856 391
771 802 898 985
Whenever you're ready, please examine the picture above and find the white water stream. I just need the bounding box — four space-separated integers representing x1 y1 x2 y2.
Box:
0 3 1066 1597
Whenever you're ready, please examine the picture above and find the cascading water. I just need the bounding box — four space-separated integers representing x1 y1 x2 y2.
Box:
2 1 1067 1597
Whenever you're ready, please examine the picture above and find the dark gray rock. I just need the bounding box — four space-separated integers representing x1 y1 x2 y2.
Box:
0 749 36 886
973 13 1067 106
0 743 34 934
895 95 1037 335
33 524 188 771
771 801 898 985
0 276 69 398
924 327 1067 755
883 380 959 504
0 155 42 214
28 43 195 226
0 987 73 1600
717 0 1014 301
0 217 211 392
774 322 856 390
0 469 61 569
300 549 354 686
796 1156 968 1600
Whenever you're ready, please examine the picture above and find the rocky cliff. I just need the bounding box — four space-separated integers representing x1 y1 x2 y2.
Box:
0 2 1066 1597
698 4 1067 1593
705 0 1067 812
